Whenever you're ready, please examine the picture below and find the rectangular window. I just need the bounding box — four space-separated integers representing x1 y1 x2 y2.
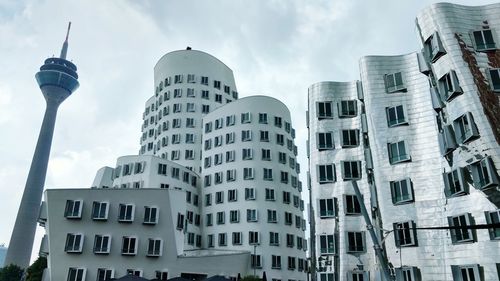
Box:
439 70 463 102
274 116 282 127
270 232 279 246
318 164 335 183
386 105 407 127
470 156 499 190
121 236 137 255
317 102 333 119
288 256 296 270
263 168 273 181
245 187 256 200
202 104 210 114
454 112 480 144
94 234 111 254
242 148 253 160
286 234 294 248
317 132 334 150
485 210 500 240
279 152 287 164
226 150 235 162
448 213 475 243
214 135 223 147
217 211 225 224
267 209 277 223
341 129 359 147
284 212 293 225
173 89 182 98
65 233 83 253
319 198 336 218
385 72 406 93
226 132 235 144
64 200 82 219
213 80 221 89
425 32 446 62
283 191 291 204
394 221 418 247
232 232 242 245
319 273 334 281
92 201 108 220
218 233 227 246
319 234 335 255
260 130 269 142
226 115 236 126
344 195 361 215
249 231 260 245
346 231 365 253
388 140 411 164
206 213 213 226
244 168 254 180
276 134 284 145
230 210 240 223
176 213 184 230
390 178 414 204
265 188 275 201
272 255 281 269
247 209 258 222
242 130 252 141
251 254 262 268
144 206 158 224
488 68 500 92
214 153 223 165
473 29 496 51
227 169 236 182
443 168 468 197
186 103 195 112
241 112 251 123
147 238 162 257
118 204 134 222
173 103 182 113
174 74 183 84
451 265 482 281
341 161 362 180
186 88 195 97
228 189 237 201
96 268 114 281
207 234 214 248
67 268 86 281
216 191 224 204
201 76 209 85
338 100 357 117
259 113 268 124
261 149 271 161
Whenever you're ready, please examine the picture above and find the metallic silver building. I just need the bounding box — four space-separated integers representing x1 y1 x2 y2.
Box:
5 23 79 268
308 3 500 281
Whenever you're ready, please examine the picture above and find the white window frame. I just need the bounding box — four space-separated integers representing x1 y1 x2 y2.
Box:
118 204 135 222
147 238 162 257
121 236 138 255
94 234 111 254
67 267 86 281
64 200 83 219
144 206 158 224
65 233 84 253
92 201 109 220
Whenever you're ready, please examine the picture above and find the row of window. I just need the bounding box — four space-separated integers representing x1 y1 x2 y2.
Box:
318 195 361 218
316 130 360 150
205 148 299 170
155 74 236 98
316 100 358 119
205 113 294 135
64 200 160 224
443 156 499 197
249 254 307 272
204 167 299 187
64 234 163 257
204 131 297 153
204 231 306 251
204 209 305 228
316 161 363 183
156 88 233 105
205 189 304 209
204 168 302 189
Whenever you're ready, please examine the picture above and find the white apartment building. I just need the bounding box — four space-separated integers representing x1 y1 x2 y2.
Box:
41 49 307 281
308 3 500 281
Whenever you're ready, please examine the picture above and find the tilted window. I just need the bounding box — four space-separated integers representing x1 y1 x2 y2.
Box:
453 112 479 144
386 105 407 127
388 140 411 164
472 29 496 51
390 178 414 205
317 102 333 119
469 156 499 190
448 213 475 243
346 232 365 253
385 72 406 93
393 221 418 247
485 209 500 240
443 168 468 197
438 70 463 102
425 32 446 63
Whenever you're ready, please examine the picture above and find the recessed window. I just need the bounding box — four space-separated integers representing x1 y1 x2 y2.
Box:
319 234 335 255
227 169 236 182
226 115 235 126
317 132 334 150
242 130 252 141
286 234 294 248
118 204 134 222
341 161 362 180
147 238 162 257
287 256 296 270
276 134 284 145
247 209 258 222
319 198 336 218
485 210 500 240
263 168 273 181
249 231 260 245
279 152 287 164
284 212 293 225
344 195 361 215
451 264 482 281
64 200 82 219
282 191 291 204
473 29 496 51
470 156 499 190
262 149 271 161
243 168 254 180
242 148 253 160
186 88 195 97
67 268 86 281
424 32 446 63
92 201 108 220
394 221 418 247
319 273 334 281
340 129 359 148
251 254 262 268
94 235 111 254
174 75 183 84
65 233 83 253
274 116 282 128
226 150 235 162
97 268 114 280
218 233 227 246
260 130 269 142
443 168 468 197
346 231 365 253
259 113 268 124
318 164 335 183
201 76 208 85
338 100 357 117
230 210 239 223
448 213 475 243
215 94 222 103
439 70 463 102
121 236 137 255
232 232 242 245
390 178 414 205
201 90 209 99
213 80 221 89
453 112 480 144
272 255 281 269
245 187 256 200
281 171 289 184
388 140 411 164
269 232 279 246
385 72 406 93
386 105 407 127
144 206 158 224
241 112 251 123
267 209 277 223
202 104 210 114
488 68 500 92
176 213 184 230
217 211 225 225
317 102 333 119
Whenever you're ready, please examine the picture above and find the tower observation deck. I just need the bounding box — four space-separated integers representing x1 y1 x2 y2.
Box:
5 22 79 268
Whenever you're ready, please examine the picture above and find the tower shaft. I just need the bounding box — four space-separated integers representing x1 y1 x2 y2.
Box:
5 100 60 268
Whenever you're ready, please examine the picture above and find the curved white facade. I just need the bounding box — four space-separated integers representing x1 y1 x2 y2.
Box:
202 96 306 279
309 3 500 281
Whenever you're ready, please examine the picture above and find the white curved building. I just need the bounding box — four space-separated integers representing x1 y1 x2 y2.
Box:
40 49 307 281
308 3 500 281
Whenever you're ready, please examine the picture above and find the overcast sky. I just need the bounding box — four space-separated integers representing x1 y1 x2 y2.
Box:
0 0 496 262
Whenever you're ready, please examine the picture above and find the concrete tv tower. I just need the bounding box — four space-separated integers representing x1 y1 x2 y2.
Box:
5 23 79 268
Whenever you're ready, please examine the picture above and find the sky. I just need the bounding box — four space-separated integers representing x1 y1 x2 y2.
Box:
0 0 496 264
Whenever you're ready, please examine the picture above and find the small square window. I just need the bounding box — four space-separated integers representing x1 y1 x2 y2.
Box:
386 105 407 127
317 132 334 150
338 100 357 117
388 140 411 164
472 29 496 51
385 72 406 93
390 178 414 205
318 164 335 183
317 102 333 119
